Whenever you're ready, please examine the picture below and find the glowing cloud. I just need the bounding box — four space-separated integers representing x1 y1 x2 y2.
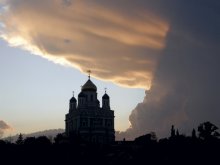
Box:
0 120 12 138
0 0 169 89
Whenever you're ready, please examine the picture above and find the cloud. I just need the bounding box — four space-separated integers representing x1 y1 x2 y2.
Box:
0 120 11 138
0 0 169 89
119 0 220 139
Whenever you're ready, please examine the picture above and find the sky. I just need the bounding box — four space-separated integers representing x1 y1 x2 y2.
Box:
1 0 220 139
0 38 145 138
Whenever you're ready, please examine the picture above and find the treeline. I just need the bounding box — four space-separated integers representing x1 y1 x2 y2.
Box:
0 121 219 164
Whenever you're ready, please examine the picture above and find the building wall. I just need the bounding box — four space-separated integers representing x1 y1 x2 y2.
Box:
66 104 114 143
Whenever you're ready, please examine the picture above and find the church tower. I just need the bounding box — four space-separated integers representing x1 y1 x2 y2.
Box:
69 92 77 112
65 74 115 143
102 89 110 110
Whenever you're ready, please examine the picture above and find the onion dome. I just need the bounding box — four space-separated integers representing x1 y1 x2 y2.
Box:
102 93 109 99
78 92 86 97
70 96 77 103
82 79 97 92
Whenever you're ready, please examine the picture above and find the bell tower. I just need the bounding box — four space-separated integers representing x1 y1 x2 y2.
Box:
69 91 77 112
102 88 110 110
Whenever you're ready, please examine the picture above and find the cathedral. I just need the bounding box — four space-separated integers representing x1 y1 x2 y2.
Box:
65 75 115 143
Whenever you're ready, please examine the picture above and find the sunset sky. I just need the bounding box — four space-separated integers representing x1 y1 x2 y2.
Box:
1 0 220 139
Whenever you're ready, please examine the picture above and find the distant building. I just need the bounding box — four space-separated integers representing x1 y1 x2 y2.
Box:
65 75 115 143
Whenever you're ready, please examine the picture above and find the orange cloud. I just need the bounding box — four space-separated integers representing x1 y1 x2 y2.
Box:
0 0 169 89
0 120 12 138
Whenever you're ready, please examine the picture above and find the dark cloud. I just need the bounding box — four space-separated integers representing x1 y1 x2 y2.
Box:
0 120 11 138
62 0 72 6
122 1 220 139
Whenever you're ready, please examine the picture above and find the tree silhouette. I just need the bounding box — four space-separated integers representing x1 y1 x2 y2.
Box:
16 133 24 145
192 129 197 139
134 132 157 145
176 129 179 136
0 140 6 145
54 133 68 144
171 125 175 138
24 137 36 145
150 132 157 141
198 121 220 140
36 136 51 145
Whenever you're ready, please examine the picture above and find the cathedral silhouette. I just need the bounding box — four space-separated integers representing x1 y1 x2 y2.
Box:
65 74 115 143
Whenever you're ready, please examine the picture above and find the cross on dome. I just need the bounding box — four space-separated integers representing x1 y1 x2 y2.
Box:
87 70 91 79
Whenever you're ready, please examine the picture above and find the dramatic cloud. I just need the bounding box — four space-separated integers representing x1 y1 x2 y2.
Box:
0 0 169 89
0 120 11 138
118 0 220 139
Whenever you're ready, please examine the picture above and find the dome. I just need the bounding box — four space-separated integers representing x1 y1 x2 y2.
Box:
70 96 77 102
82 79 97 92
78 92 86 97
102 93 109 99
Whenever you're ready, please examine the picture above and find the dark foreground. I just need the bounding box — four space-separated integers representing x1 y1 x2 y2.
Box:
1 137 220 165
1 122 220 165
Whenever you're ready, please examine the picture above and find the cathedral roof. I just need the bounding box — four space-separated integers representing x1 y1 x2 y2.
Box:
82 79 97 92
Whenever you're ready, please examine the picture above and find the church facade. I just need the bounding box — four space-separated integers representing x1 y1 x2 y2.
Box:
65 76 115 143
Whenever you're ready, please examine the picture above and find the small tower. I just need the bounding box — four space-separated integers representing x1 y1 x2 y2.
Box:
69 92 77 112
102 88 110 110
78 90 86 107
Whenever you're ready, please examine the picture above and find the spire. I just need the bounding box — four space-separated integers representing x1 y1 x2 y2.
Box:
81 72 97 92
102 88 109 99
70 91 77 103
87 70 91 80
102 87 110 109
